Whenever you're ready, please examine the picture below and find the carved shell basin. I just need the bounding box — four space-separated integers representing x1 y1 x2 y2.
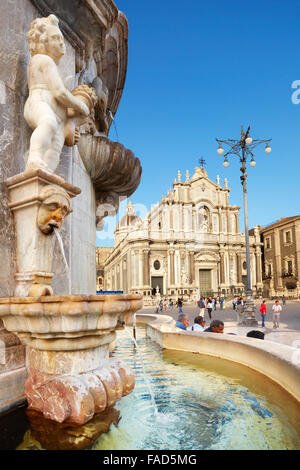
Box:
77 134 142 198
0 294 143 351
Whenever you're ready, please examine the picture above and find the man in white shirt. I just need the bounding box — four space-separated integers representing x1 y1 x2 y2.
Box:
188 315 206 332
272 300 282 329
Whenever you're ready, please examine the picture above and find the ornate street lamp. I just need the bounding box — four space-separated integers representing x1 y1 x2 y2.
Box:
216 125 272 326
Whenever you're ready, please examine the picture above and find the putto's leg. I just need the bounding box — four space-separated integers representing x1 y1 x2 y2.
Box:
43 123 65 173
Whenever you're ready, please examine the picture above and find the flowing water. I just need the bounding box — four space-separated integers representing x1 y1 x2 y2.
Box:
92 327 300 450
124 326 159 416
53 228 71 295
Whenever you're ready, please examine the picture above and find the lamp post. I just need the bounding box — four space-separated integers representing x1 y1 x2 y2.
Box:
216 126 272 326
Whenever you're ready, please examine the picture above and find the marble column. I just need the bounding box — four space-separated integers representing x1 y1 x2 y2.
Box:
138 250 143 288
123 257 128 294
169 249 175 285
218 209 223 233
236 213 240 233
134 250 139 287
189 251 195 284
143 249 150 286
220 252 225 284
237 253 242 284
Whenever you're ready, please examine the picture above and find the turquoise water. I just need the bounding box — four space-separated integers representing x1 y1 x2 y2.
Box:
93 327 300 450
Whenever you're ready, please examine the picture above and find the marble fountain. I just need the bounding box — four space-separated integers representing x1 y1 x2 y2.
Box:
0 1 142 430
0 0 300 452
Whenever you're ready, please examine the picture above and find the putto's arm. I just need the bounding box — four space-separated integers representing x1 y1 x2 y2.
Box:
40 55 89 116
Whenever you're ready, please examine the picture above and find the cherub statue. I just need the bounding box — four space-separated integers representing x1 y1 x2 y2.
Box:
24 14 96 174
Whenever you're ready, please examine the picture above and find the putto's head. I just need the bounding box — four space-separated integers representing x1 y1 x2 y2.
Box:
27 14 66 59
38 185 71 235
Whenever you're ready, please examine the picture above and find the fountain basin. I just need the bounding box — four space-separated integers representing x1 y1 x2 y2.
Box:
0 294 143 425
77 134 142 199
0 294 142 350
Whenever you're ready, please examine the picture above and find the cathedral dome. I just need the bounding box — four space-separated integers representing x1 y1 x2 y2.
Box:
116 200 141 230
117 213 141 229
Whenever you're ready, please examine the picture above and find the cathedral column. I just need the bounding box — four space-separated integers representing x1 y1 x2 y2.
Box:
119 261 123 292
169 249 175 285
134 250 139 287
143 249 150 286
138 250 143 288
237 253 242 284
189 251 195 285
128 250 133 292
218 209 223 233
236 213 240 233
123 256 128 294
227 211 231 233
220 252 225 284
192 207 196 232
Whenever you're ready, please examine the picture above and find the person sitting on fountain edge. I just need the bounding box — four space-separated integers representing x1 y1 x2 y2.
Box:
176 313 189 331
204 319 224 334
188 315 205 332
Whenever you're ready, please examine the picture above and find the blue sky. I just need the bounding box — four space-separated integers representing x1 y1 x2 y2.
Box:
97 0 300 246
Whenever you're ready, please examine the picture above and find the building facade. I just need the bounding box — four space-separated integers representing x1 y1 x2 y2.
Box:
261 216 300 298
96 247 114 291
103 166 263 299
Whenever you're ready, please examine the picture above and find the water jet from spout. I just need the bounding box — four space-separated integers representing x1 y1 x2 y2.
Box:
53 228 71 295
123 326 158 417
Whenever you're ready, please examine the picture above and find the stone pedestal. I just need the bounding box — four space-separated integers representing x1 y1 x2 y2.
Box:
0 293 143 425
5 169 81 297
240 290 258 327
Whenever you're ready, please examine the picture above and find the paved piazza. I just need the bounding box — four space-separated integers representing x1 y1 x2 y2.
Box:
138 299 300 347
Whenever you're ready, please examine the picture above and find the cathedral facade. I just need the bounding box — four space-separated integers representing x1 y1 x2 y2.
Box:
103 166 263 298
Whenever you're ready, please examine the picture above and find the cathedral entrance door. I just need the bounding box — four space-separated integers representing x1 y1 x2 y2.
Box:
151 276 164 295
199 269 212 297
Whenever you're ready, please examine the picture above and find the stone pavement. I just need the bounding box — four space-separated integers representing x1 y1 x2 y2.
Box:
138 299 300 348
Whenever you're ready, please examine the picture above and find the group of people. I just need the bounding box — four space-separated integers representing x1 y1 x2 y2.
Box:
176 314 265 339
155 297 184 314
176 314 224 334
260 299 283 329
176 297 285 336
196 296 225 320
157 293 285 333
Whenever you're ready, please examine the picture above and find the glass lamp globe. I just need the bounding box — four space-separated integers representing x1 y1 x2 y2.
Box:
217 145 224 155
223 159 229 168
245 136 253 145
265 144 272 154
250 160 256 167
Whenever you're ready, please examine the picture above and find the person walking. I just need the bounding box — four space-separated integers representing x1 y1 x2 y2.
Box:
178 298 183 313
207 299 213 320
236 299 244 323
272 300 282 329
260 300 267 328
198 297 206 318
